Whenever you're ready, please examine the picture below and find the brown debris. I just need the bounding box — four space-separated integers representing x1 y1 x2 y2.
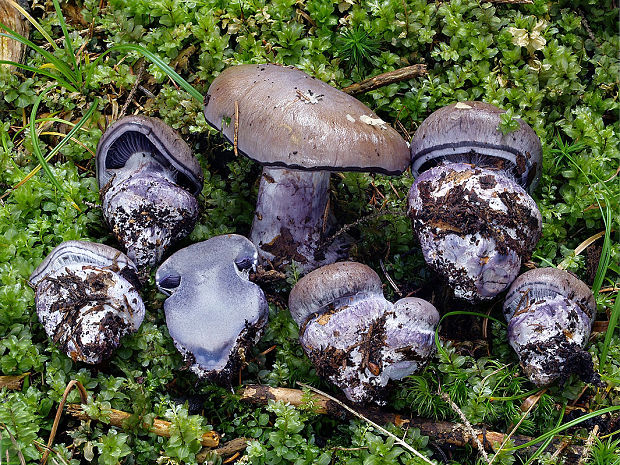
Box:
239 384 585 462
65 404 220 448
342 65 427 95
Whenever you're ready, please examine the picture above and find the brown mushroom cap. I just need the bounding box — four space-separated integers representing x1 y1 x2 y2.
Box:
204 64 410 175
96 115 203 195
410 102 542 190
504 267 596 322
288 261 383 326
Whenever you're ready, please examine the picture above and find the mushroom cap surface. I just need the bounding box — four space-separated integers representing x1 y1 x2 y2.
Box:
155 234 269 381
288 261 383 326
410 101 542 190
204 64 410 175
96 115 203 195
503 267 596 322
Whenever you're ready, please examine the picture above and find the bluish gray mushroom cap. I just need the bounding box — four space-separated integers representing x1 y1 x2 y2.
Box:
29 241 144 364
503 268 597 386
155 234 268 382
410 101 542 191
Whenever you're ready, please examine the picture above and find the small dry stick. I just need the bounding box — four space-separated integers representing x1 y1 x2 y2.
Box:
341 64 427 95
320 209 405 250
488 388 546 465
233 101 239 157
577 425 600 465
196 438 249 463
65 404 219 448
119 62 146 119
297 382 435 465
441 393 491 465
41 380 88 465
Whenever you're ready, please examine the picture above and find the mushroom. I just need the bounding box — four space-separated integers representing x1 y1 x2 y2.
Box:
503 267 600 386
204 64 409 272
0 0 30 67
407 102 543 301
96 115 203 268
289 261 439 404
29 241 145 364
155 234 268 383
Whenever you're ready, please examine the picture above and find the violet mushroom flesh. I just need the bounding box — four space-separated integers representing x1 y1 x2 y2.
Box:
97 115 203 268
204 64 409 272
29 241 145 364
504 267 599 386
408 102 543 301
0 0 30 67
289 261 439 404
155 234 268 383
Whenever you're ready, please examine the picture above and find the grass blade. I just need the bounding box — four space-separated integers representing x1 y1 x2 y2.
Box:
6 0 59 51
600 291 620 371
29 91 81 211
505 405 620 451
0 60 78 92
87 44 203 102
523 403 566 465
51 0 80 86
0 27 77 84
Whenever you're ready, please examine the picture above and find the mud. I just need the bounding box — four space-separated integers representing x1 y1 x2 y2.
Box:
260 227 308 265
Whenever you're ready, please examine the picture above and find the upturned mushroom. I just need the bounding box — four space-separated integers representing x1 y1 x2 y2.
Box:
204 64 409 272
289 261 439 404
0 0 30 67
155 234 268 383
29 241 145 364
504 267 599 386
96 115 203 268
407 102 543 301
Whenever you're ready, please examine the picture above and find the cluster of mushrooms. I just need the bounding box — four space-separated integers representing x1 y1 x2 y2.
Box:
30 64 598 404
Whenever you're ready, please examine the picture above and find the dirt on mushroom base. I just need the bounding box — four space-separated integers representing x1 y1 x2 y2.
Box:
39 268 140 363
409 166 540 297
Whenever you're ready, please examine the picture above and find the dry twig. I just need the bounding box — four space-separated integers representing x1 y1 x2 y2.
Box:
41 380 88 465
239 384 585 462
65 404 219 448
342 65 427 95
297 382 435 465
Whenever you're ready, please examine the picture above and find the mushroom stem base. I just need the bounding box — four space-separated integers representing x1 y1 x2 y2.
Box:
250 167 349 272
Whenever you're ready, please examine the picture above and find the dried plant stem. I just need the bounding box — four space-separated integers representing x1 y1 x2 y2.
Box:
441 393 491 464
119 62 145 118
196 438 249 463
577 425 599 465
239 385 585 462
488 388 546 464
233 100 239 157
320 208 405 250
297 382 435 465
65 403 219 447
341 64 427 95
41 380 88 465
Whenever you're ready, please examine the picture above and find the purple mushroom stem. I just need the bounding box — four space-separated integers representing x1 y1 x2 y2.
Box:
96 115 203 269
250 167 348 269
204 64 409 273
